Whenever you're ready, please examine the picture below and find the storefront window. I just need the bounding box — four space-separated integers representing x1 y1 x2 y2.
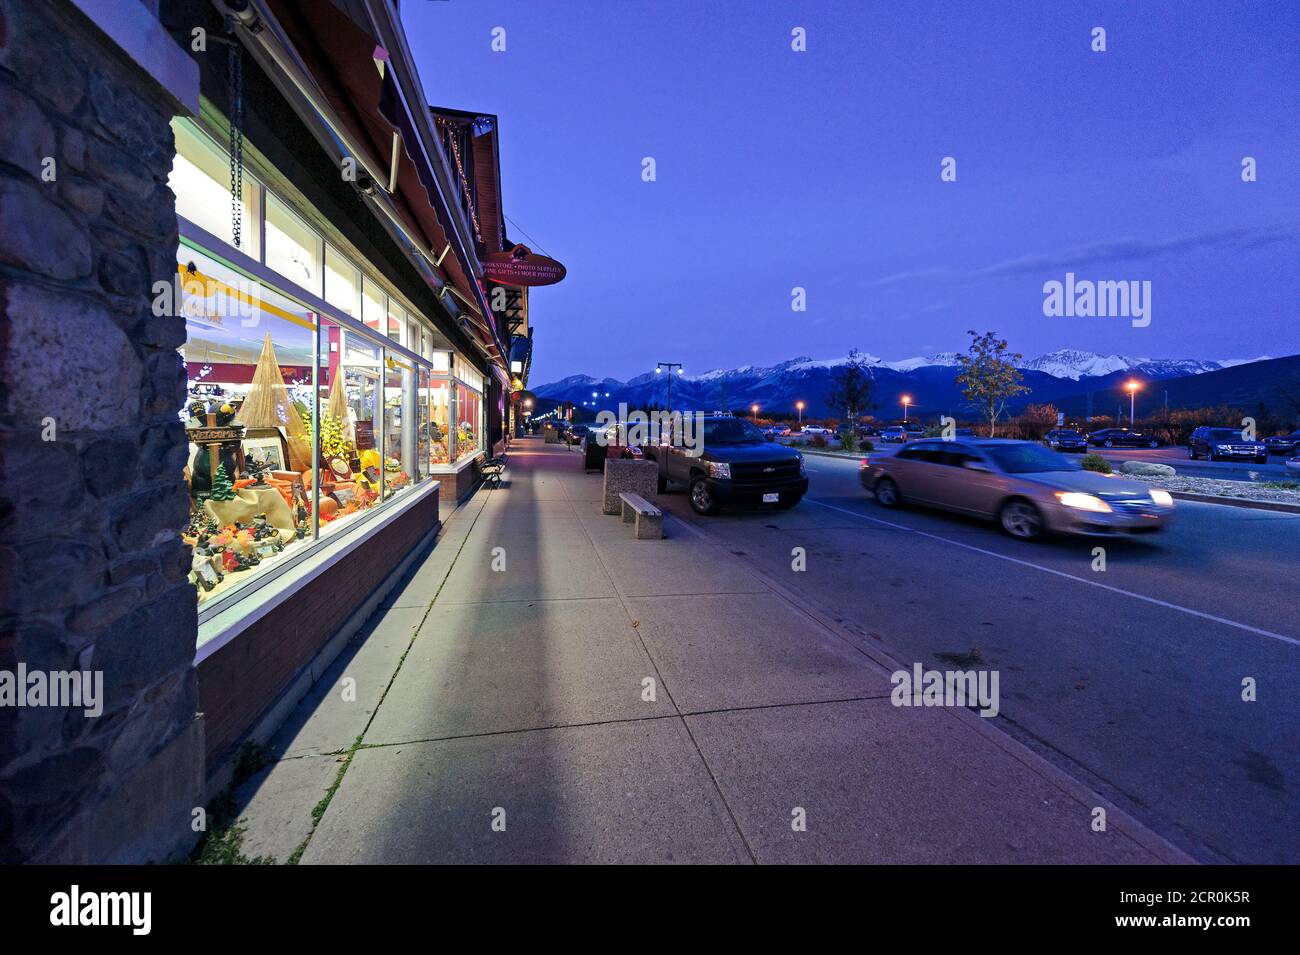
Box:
454 380 482 462
170 121 262 260
315 321 383 538
266 193 322 294
382 354 417 498
428 378 450 467
361 275 385 334
324 244 359 316
178 247 316 605
387 299 404 344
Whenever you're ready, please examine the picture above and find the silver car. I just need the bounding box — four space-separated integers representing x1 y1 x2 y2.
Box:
859 438 1174 540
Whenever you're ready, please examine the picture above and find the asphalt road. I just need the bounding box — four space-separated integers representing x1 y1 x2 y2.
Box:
656 453 1300 863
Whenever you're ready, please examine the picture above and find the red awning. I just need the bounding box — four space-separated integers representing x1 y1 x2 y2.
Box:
264 0 504 365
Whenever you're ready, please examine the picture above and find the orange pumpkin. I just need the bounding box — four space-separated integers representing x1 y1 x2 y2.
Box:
317 497 339 521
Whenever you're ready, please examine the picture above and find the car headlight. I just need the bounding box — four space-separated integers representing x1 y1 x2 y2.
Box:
1216 445 1231 451
707 461 731 479
1149 489 1174 506
798 454 807 475
1055 492 1112 513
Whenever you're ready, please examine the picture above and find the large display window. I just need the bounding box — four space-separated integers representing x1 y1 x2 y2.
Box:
171 116 491 629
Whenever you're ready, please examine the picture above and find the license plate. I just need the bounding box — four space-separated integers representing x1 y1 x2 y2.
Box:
762 492 780 503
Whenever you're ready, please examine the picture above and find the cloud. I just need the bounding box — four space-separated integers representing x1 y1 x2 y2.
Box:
861 223 1300 290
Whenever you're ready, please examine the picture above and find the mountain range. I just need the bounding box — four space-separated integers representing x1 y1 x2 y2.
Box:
532 350 1300 422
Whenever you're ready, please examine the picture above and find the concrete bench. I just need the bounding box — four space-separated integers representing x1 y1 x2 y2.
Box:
619 492 663 540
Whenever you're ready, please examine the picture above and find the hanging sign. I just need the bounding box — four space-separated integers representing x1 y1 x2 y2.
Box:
481 244 566 287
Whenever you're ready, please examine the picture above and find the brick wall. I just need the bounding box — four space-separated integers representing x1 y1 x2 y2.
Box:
0 0 202 863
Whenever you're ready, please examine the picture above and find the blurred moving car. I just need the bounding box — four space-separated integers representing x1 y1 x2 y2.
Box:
1263 430 1300 455
1044 428 1088 452
1187 426 1267 463
1286 452 1300 474
859 438 1174 540
1086 428 1161 449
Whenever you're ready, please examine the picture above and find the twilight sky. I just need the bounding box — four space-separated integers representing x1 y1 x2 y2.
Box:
401 0 1300 384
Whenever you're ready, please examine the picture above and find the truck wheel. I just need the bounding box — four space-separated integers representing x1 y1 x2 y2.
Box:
689 476 719 515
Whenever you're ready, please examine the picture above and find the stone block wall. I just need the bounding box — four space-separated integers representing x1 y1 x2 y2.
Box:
0 0 203 863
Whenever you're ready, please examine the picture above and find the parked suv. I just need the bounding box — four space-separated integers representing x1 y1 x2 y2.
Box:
1187 426 1267 463
880 426 908 443
1044 428 1088 452
1086 428 1160 449
646 415 808 514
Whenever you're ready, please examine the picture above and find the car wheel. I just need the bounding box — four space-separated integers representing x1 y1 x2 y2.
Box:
874 477 901 508
689 475 718 515
1148 440 1158 449
656 474 668 494
1187 446 1198 460
1208 452 1218 462
1104 440 1114 448
999 499 1044 541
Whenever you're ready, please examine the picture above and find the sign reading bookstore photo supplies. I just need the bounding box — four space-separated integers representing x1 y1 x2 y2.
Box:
482 244 567 287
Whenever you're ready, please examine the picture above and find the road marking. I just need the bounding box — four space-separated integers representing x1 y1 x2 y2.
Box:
807 498 1300 649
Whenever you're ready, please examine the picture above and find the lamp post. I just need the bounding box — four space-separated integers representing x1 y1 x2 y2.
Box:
751 403 759 422
796 400 804 426
1125 380 1139 425
656 362 683 415
901 394 912 423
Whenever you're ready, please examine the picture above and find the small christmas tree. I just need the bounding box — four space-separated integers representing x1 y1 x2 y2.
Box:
209 463 236 502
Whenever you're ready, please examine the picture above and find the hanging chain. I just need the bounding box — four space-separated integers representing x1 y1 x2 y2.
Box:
228 39 245 250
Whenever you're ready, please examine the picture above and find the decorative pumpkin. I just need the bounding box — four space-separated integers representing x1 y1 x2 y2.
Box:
317 496 339 521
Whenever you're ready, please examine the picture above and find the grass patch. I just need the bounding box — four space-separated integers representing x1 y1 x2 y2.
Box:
1259 480 1300 490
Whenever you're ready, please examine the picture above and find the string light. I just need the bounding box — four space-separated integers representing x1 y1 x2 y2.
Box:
437 118 483 244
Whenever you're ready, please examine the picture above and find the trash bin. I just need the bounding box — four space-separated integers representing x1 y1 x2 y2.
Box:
583 437 608 472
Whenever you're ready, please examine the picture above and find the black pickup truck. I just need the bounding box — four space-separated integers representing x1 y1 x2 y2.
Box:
646 415 808 515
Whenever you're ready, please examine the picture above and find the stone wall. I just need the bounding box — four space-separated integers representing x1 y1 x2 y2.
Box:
0 0 203 863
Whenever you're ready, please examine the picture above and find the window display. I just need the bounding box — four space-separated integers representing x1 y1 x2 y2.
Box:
170 116 491 624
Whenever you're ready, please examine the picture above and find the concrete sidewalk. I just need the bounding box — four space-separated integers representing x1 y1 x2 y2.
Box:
226 436 1186 864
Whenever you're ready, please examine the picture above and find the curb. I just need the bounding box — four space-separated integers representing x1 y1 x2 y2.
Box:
666 512 1200 865
1167 491 1300 515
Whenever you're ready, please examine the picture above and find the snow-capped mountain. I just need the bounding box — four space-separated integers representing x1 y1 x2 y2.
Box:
531 351 1286 419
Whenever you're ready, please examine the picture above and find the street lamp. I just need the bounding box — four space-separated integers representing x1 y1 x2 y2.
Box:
901 394 912 423
796 400 804 425
1125 380 1140 425
751 403 759 421
656 362 683 414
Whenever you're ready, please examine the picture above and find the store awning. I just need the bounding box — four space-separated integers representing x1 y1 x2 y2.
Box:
263 0 505 366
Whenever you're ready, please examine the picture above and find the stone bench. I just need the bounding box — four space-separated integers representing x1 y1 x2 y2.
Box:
619 492 663 540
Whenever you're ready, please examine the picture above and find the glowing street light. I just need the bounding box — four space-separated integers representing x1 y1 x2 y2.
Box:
901 394 912 423
751 403 759 421
1124 380 1140 424
796 400 805 425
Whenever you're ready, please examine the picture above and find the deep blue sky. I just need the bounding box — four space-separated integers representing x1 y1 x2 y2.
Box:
401 0 1300 384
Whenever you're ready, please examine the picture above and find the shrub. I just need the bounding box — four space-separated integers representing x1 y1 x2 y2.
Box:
860 439 874 452
810 434 828 448
1081 454 1112 474
840 430 859 453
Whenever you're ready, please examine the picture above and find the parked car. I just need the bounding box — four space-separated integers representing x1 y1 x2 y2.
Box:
952 427 976 438
1044 428 1088 452
801 425 832 435
1187 426 1268 463
880 426 909 443
645 415 808 515
859 425 881 437
859 438 1174 540
1086 428 1161 449
1287 453 1300 475
769 424 792 437
562 424 591 446
1263 430 1300 455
